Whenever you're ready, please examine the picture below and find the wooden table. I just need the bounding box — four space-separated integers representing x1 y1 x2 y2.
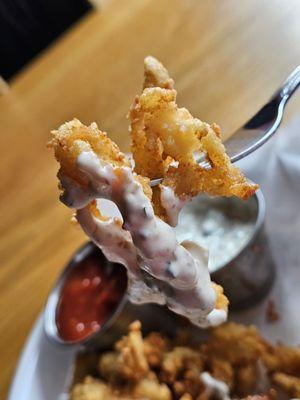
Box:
1 0 300 396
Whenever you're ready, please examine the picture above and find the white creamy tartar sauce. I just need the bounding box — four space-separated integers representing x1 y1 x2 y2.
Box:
200 372 231 400
175 195 256 272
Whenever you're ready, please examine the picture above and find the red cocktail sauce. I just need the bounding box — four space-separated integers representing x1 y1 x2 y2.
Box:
56 249 127 342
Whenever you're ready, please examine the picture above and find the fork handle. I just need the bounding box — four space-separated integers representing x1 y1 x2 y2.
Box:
279 65 300 102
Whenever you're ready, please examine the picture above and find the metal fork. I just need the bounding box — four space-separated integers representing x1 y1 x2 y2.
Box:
150 65 300 187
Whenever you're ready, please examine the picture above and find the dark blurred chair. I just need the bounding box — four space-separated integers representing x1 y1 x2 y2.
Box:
0 0 92 81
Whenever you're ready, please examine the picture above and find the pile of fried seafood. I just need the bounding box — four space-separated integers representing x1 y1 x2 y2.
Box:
71 320 300 400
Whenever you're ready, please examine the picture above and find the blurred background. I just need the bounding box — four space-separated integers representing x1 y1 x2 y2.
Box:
1 0 300 398
1 0 300 147
0 0 93 80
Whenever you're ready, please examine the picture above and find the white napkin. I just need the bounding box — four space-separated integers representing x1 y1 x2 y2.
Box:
231 116 300 345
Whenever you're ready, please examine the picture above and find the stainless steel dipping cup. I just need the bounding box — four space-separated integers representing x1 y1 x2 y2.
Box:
44 242 190 350
176 190 275 310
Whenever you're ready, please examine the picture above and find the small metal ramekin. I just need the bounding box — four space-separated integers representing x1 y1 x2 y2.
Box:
44 242 184 349
177 190 275 310
44 242 126 349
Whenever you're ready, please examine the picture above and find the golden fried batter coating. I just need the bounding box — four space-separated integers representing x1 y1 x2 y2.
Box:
71 321 300 400
71 376 115 400
208 357 234 389
272 372 300 397
161 346 203 384
115 320 149 379
144 56 174 90
203 322 268 366
163 347 204 397
99 321 149 383
49 119 128 186
143 331 170 368
235 364 261 396
129 57 258 207
212 283 229 312
49 119 152 201
133 376 172 400
262 344 300 375
129 87 204 180
178 394 193 400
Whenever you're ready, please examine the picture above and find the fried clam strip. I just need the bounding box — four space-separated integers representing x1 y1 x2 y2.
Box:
129 56 258 225
49 119 228 327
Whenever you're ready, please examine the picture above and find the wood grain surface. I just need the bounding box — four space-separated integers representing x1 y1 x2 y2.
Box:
1 0 300 397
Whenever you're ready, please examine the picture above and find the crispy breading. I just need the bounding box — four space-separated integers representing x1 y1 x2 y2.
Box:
49 118 152 201
178 394 193 400
208 357 234 389
212 283 229 312
133 376 172 400
144 56 174 90
129 57 258 204
115 320 149 378
235 364 260 396
72 321 300 399
98 351 128 385
160 346 204 397
161 347 203 383
49 119 128 186
71 376 114 400
129 87 204 180
203 322 267 366
262 344 300 375
272 372 300 397
143 331 170 368
99 321 149 383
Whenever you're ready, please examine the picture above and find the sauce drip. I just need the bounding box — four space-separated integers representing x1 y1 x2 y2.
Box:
56 249 127 342
61 149 225 327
